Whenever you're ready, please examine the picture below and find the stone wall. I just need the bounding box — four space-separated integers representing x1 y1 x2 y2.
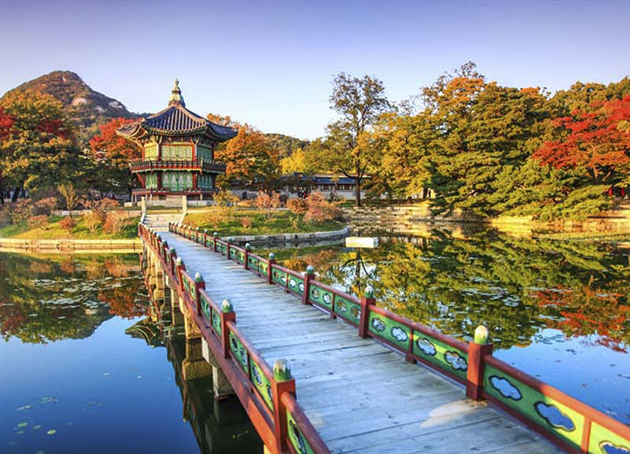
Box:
228 227 350 247
0 238 142 253
343 202 630 237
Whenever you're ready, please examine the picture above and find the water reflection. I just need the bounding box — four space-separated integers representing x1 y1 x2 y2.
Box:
131 272 263 454
0 253 262 454
272 231 630 351
0 254 147 343
263 230 630 422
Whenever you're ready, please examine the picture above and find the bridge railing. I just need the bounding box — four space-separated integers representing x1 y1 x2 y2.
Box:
140 224 330 454
163 222 630 454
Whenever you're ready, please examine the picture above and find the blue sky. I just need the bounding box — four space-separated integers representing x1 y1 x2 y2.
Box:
1 0 629 138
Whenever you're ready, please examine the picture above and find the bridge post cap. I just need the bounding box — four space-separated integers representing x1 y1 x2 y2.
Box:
213 232 218 238
474 325 489 345
306 265 315 276
196 227 200 231
364 286 374 298
203 229 208 234
273 359 292 381
170 247 176 254
221 299 233 313
176 257 183 266
228 237 234 243
194 272 203 283
245 243 251 251
268 252 275 260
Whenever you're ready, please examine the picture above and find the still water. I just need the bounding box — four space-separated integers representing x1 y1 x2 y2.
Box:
0 253 262 454
262 230 630 425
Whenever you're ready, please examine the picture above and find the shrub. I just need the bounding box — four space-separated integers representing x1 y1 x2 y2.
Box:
240 217 253 230
287 198 308 215
7 201 33 224
201 209 224 229
82 198 119 233
255 191 282 217
304 191 342 224
84 212 103 234
214 189 239 207
103 212 124 234
34 197 58 216
28 215 49 230
60 216 76 232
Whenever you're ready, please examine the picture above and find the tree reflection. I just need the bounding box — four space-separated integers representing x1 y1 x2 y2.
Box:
0 253 148 343
275 232 630 351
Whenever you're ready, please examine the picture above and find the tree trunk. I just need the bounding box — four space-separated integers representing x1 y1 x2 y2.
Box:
355 178 362 207
11 186 20 202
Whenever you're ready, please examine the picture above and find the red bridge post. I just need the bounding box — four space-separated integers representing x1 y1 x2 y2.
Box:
220 299 235 359
267 253 276 285
302 265 314 305
358 286 375 338
466 325 493 401
272 359 296 453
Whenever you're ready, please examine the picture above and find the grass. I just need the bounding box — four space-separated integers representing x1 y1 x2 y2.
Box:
0 214 140 240
184 208 345 237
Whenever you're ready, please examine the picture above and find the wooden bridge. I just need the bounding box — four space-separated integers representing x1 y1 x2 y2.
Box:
139 223 630 454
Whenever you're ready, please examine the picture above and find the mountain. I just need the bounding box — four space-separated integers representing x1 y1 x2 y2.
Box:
1 71 139 144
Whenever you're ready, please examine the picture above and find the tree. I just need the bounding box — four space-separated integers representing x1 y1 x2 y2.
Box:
533 96 630 184
318 73 390 206
58 183 78 214
89 117 141 195
0 92 82 201
208 114 281 192
415 63 552 215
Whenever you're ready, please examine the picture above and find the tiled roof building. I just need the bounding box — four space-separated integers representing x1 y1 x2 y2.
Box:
117 79 236 202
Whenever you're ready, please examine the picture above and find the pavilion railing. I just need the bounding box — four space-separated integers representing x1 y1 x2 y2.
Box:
162 222 630 454
139 223 329 454
130 158 226 173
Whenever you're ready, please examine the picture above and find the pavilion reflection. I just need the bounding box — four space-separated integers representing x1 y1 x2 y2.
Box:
128 289 262 454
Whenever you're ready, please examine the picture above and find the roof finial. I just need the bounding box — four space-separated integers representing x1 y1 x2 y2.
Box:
169 78 185 107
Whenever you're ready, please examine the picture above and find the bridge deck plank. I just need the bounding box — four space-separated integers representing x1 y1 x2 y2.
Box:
159 232 558 453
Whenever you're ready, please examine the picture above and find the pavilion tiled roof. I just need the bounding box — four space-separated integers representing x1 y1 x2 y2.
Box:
116 80 237 141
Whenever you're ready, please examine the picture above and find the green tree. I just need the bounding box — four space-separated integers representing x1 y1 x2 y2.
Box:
0 92 82 201
315 73 390 206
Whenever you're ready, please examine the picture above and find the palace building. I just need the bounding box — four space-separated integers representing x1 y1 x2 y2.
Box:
117 79 237 203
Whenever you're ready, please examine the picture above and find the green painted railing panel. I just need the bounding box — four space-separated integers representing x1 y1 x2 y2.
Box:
249 360 274 412
200 293 212 323
182 276 195 302
229 332 249 372
286 409 315 454
272 268 287 286
589 422 630 454
248 256 262 273
333 295 361 323
412 333 469 381
483 364 584 449
211 309 221 337
309 283 333 309
368 312 411 351
287 274 305 295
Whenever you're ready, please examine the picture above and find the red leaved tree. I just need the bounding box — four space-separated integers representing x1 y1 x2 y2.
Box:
89 118 141 195
533 96 630 183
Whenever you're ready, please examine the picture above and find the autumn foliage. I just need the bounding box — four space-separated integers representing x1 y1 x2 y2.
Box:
533 96 630 181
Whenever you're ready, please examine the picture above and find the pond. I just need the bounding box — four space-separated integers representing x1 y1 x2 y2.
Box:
0 253 262 454
260 229 630 425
